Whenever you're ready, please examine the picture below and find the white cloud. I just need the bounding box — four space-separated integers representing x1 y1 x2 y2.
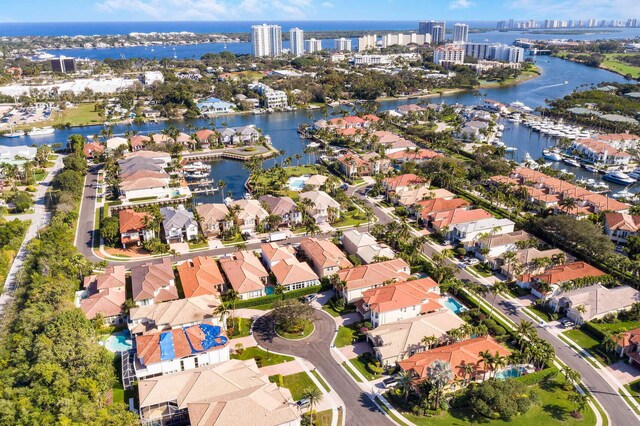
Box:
449 0 474 9
321 1 334 7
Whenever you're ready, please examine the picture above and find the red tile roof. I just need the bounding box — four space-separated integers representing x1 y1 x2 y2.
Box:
361 278 441 314
177 256 225 298
336 259 411 291
528 261 605 285
119 209 153 234
415 198 470 219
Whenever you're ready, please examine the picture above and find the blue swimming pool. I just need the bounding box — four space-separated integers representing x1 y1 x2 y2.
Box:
442 297 467 314
495 366 526 380
104 331 133 353
265 286 275 295
287 175 309 191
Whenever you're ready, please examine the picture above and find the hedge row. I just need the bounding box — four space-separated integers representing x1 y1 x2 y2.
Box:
515 366 559 386
232 284 326 309
581 322 606 340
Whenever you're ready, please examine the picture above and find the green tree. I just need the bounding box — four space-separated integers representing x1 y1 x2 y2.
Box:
67 134 86 154
99 216 120 246
301 387 323 425
467 379 533 421
9 191 34 213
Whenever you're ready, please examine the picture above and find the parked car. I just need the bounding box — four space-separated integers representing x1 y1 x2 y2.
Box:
466 258 480 266
302 294 318 304
297 398 310 408
457 262 467 269
382 377 398 388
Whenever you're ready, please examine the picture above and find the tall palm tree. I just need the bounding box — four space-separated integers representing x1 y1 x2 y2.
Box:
427 360 453 409
421 335 438 350
479 350 494 381
214 303 230 326
458 361 477 385
223 289 239 323
559 197 577 214
568 392 588 417
563 366 581 390
301 387 323 425
486 281 507 320
492 353 508 378
395 371 414 402
218 180 227 200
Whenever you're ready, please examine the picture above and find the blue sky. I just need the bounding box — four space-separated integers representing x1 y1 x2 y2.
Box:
0 0 638 22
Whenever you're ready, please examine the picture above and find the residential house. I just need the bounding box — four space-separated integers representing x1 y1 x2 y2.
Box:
195 203 232 238
261 242 297 270
271 258 320 291
229 199 269 233
131 258 179 306
383 174 428 196
387 148 442 164
604 212 640 244
117 151 184 202
614 328 640 362
335 258 411 303
219 251 269 300
500 248 564 280
396 104 426 116
197 97 235 114
371 130 417 154
341 229 396 264
106 136 129 151
299 237 353 278
414 198 470 222
571 138 631 166
357 278 443 327
366 310 466 366
195 129 216 149
160 205 199 243
133 323 230 381
75 265 126 324
472 230 532 263
137 359 300 426
519 261 606 298
259 195 302 226
118 208 155 248
595 133 640 151
82 142 105 158
128 295 222 336
217 126 261 145
177 256 225 298
299 191 341 224
398 336 511 387
548 284 640 324
362 152 391 175
130 135 151 151
336 153 366 179
426 208 493 235
305 174 328 189
450 217 515 244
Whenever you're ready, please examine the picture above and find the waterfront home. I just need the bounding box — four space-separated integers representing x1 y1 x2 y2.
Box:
131 258 178 307
366 310 466 366
371 130 417 154
195 203 232 238
499 247 564 280
387 148 442 163
151 134 174 145
357 278 442 327
160 205 199 243
335 258 411 303
117 151 180 203
305 174 329 189
299 237 353 278
398 336 511 387
82 142 105 158
396 104 426 116
457 120 489 142
615 328 640 363
519 261 606 299
217 125 261 145
547 283 640 325
177 256 225 298
299 191 341 224
259 195 302 226
603 212 640 244
75 265 126 324
128 295 222 336
472 230 532 263
196 97 235 114
133 323 230 381
383 173 428 195
219 251 269 300
341 229 396 264
195 129 216 148
137 359 300 426
450 217 515 244
413 197 470 222
337 153 366 178
118 208 155 248
595 133 640 151
425 207 493 234
571 138 632 166
130 135 151 151
323 114 379 130
106 136 129 151
229 199 269 233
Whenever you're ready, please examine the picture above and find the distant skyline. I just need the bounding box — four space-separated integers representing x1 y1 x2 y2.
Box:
0 0 639 23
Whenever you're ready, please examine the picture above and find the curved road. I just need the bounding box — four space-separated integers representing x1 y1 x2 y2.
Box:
253 309 392 426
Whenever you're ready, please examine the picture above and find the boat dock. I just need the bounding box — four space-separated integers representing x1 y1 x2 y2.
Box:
182 144 278 162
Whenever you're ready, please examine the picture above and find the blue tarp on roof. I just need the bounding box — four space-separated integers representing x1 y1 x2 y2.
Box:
159 331 175 361
183 324 228 354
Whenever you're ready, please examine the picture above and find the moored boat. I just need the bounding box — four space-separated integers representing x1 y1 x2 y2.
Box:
603 171 636 185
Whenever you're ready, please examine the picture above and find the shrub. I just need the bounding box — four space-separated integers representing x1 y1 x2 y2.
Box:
25 185 36 192
368 362 384 374
269 374 284 387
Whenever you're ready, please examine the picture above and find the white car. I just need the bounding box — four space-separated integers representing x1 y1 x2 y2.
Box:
466 258 480 266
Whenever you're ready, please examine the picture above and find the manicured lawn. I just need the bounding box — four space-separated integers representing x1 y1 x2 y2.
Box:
128 196 159 203
222 234 245 245
276 320 315 340
341 361 363 383
530 303 559 321
506 283 531 298
52 103 106 127
331 208 368 228
349 353 382 381
589 320 640 335
388 375 596 426
253 165 322 192
563 328 615 365
321 298 356 317
470 264 493 278
230 346 293 367
335 325 357 348
601 54 640 78
624 378 640 410
305 409 332 426
188 240 209 250
281 372 320 400
228 317 253 338
311 369 331 392
34 170 47 182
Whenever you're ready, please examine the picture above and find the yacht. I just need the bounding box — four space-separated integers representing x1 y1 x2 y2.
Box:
613 189 634 200
584 164 599 173
183 161 211 172
185 171 208 180
603 171 637 185
594 181 609 191
542 149 563 161
505 146 517 152
27 126 55 136
628 167 640 180
492 140 506 147
563 157 581 167
2 124 25 138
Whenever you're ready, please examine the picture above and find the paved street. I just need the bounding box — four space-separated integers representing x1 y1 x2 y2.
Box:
0 155 64 316
253 309 391 426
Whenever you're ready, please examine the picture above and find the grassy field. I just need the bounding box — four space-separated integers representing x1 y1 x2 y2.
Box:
276 320 315 340
601 54 640 79
563 329 613 365
281 372 320 400
52 103 105 127
390 375 596 426
349 353 382 381
331 208 369 228
252 165 322 194
321 298 356 317
304 409 332 426
335 325 357 348
230 346 293 367
228 317 253 339
589 320 640 334
311 369 331 392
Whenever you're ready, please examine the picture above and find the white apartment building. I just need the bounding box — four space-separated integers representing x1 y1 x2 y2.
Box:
380 33 430 48
453 23 469 43
352 53 421 65
248 82 288 109
464 42 524 63
289 27 304 56
334 37 352 52
251 24 282 57
305 38 323 53
433 44 465 66
358 34 378 52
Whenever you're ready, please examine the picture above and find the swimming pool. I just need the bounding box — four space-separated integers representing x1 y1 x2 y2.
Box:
104 331 133 353
287 175 309 191
495 366 526 380
265 286 275 295
442 297 468 314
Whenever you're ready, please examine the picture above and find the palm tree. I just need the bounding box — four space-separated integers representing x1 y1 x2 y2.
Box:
421 335 438 350
458 361 477 385
552 252 567 266
214 303 230 326
218 180 227 200
427 360 453 409
294 153 302 167
486 281 507 320
559 197 577 214
395 371 414 402
479 350 494 380
301 387 323 425
223 289 239 323
492 353 508 378
568 393 588 418
563 366 581 390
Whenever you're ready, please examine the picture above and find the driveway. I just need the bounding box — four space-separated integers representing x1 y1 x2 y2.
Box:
253 309 392 426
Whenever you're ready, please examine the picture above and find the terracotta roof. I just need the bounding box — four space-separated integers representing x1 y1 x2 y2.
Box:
271 258 319 286
119 209 153 233
361 278 441 314
429 208 493 229
596 133 640 142
196 129 216 142
531 261 605 285
259 195 297 216
82 142 105 157
416 198 470 219
177 256 225 298
336 258 411 291
130 135 151 148
617 327 640 348
196 203 230 225
299 237 353 270
574 138 631 157
398 336 510 381
131 258 178 303
219 251 268 295
387 149 442 161
79 265 126 319
604 212 640 233
261 242 296 264
384 174 427 192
